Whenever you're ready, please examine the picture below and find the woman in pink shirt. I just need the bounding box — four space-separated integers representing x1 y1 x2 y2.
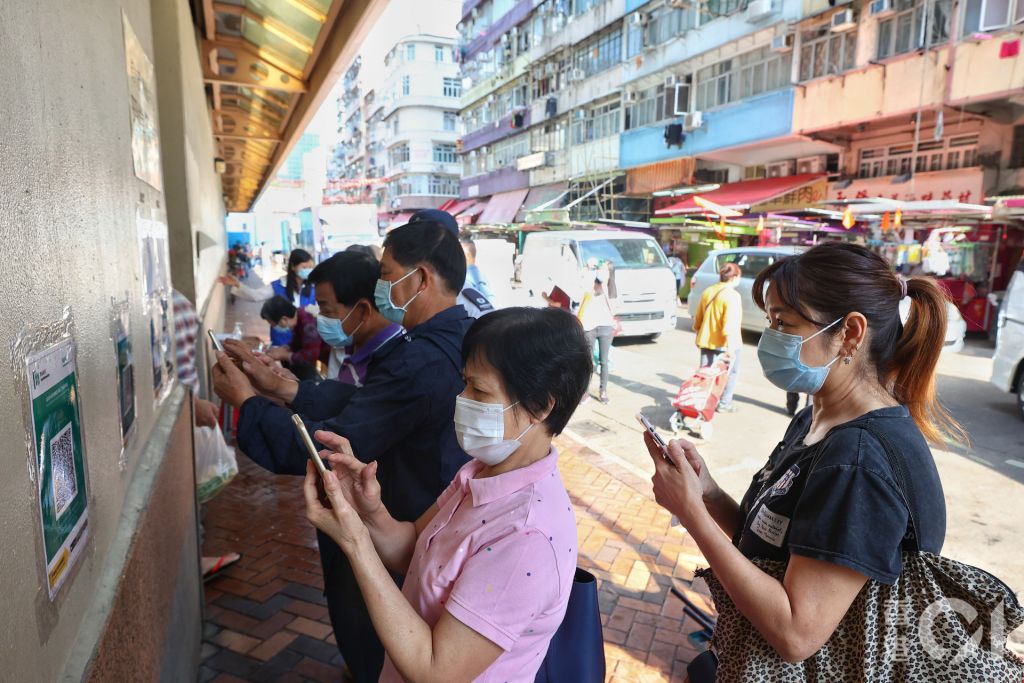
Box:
303 307 593 682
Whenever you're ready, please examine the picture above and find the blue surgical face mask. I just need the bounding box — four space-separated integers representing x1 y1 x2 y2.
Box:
757 317 844 394
272 324 290 334
297 267 313 280
374 269 421 325
316 306 363 349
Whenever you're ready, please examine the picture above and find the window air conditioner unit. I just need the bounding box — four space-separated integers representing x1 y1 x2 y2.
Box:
571 68 586 81
746 0 775 22
471 7 480 19
796 155 826 175
830 8 856 32
630 11 647 25
870 0 895 15
684 111 703 131
766 160 796 178
771 33 794 52
624 90 639 103
500 33 509 44
669 0 694 7
664 74 680 87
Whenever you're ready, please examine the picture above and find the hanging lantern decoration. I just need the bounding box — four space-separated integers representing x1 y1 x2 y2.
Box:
842 205 855 230
881 211 891 231
894 208 903 230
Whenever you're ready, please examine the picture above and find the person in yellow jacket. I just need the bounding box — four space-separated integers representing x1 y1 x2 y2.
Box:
692 262 743 412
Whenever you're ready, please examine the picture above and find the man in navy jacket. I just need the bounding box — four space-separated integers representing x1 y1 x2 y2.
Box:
214 219 472 682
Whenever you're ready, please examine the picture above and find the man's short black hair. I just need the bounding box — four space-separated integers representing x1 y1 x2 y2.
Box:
308 251 380 309
260 296 297 325
345 243 376 258
461 307 592 436
383 220 467 295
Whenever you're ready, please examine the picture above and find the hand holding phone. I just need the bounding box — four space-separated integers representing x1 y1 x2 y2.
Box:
208 329 225 354
637 413 683 527
636 413 668 452
292 413 327 476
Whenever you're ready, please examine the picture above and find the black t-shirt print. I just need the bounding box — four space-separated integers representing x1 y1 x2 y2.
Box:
733 406 946 585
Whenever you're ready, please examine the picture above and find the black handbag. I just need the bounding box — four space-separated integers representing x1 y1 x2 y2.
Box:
534 568 606 683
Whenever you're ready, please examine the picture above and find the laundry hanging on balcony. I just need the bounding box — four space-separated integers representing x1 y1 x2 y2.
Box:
545 97 558 119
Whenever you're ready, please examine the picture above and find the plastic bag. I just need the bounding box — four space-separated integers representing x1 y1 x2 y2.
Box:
194 425 238 503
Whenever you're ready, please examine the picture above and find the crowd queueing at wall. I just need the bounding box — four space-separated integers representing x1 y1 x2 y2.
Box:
210 211 1024 682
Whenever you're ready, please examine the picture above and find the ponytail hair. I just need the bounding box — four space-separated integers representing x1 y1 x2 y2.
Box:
752 242 964 446
891 277 967 445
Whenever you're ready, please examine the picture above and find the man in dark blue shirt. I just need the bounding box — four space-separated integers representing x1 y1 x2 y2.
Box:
213 219 472 683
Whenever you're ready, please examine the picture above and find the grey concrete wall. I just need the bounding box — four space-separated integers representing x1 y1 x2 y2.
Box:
0 0 222 678
150 0 229 397
151 0 228 315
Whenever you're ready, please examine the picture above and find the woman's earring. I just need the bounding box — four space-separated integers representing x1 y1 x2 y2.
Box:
843 356 853 365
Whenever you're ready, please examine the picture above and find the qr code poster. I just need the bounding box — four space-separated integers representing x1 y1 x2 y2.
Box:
27 338 90 600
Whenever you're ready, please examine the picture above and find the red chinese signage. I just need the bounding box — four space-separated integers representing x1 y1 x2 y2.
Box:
827 169 985 205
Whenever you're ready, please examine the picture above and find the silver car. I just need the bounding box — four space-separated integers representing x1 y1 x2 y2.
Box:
687 246 968 354
687 247 804 333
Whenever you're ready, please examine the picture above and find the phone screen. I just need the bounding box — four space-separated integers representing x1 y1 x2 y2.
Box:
291 414 327 476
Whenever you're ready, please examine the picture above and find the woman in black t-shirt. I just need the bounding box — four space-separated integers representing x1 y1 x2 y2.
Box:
644 242 962 668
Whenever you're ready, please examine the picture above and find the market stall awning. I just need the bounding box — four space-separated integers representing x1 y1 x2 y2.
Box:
655 175 825 217
445 199 478 217
478 188 530 225
515 182 568 222
455 199 488 225
831 197 994 218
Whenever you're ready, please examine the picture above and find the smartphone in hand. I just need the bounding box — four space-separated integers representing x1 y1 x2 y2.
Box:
636 412 668 452
292 413 327 476
208 329 226 354
637 413 683 527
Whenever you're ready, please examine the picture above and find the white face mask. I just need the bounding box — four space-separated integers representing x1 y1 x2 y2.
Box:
454 396 534 466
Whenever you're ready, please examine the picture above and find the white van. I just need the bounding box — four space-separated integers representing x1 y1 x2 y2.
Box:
991 260 1024 420
520 230 677 339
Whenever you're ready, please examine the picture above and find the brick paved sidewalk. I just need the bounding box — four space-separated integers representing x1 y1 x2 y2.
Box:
199 433 712 683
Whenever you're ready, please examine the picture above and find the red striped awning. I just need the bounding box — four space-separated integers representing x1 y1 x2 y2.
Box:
447 199 478 216
655 175 824 216
478 188 530 225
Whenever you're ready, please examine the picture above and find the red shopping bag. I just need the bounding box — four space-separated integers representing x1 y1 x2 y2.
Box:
672 359 730 422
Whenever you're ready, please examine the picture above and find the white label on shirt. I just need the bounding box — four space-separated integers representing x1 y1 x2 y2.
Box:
751 505 791 548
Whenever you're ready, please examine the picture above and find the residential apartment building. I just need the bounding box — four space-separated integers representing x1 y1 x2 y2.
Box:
453 0 1024 231
327 35 463 222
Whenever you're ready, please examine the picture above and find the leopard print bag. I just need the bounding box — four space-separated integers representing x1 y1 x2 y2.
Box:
698 552 1024 682
697 424 1024 682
